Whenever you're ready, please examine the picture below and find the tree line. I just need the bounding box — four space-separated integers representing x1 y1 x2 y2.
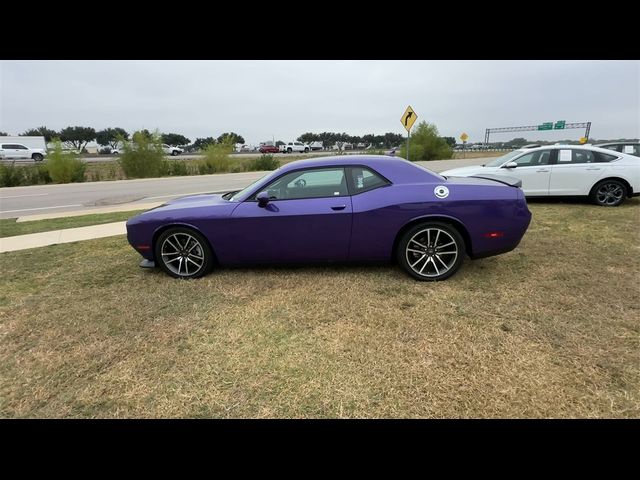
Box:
8 126 245 153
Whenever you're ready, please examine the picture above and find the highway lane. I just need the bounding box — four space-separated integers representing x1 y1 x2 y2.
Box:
0 158 496 219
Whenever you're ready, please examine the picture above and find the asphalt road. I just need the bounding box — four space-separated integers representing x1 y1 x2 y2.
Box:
0 157 495 219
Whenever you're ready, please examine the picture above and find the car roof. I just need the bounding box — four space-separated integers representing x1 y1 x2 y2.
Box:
278 155 442 183
595 142 639 146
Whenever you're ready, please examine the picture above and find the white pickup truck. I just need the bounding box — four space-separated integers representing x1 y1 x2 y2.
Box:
279 141 310 154
0 142 46 161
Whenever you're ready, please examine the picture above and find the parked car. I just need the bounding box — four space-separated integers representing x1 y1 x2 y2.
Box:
0 143 46 161
595 142 639 157
259 145 280 154
126 155 532 281
440 145 640 206
279 142 310 153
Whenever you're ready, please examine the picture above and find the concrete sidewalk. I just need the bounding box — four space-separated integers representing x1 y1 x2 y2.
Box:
0 221 126 253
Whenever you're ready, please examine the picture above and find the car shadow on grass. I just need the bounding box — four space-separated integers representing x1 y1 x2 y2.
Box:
138 257 503 282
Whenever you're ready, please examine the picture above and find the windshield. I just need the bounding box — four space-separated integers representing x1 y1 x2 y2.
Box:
228 173 271 201
484 150 523 167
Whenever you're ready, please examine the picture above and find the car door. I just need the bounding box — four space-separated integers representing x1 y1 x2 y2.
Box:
549 149 604 195
1 144 21 159
228 167 353 264
500 149 554 196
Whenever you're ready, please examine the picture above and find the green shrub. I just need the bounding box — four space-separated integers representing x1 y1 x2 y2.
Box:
198 141 233 174
0 162 24 187
399 121 453 161
47 140 86 183
118 131 164 178
0 162 52 187
248 154 280 171
160 159 190 176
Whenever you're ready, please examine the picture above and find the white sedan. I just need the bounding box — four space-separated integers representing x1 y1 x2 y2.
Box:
441 145 640 207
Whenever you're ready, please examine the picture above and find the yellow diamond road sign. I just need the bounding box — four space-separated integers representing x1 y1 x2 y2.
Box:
401 106 417 132
579 137 588 144
460 132 469 142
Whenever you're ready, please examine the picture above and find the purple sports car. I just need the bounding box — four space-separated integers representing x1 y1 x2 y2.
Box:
126 156 532 281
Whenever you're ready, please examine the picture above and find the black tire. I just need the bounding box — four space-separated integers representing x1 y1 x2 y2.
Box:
32 153 43 162
287 148 292 153
171 150 179 156
397 222 465 281
155 227 214 279
304 147 309 153
590 179 627 207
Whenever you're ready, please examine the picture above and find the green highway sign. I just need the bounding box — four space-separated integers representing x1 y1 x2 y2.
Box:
554 120 566 130
538 122 553 131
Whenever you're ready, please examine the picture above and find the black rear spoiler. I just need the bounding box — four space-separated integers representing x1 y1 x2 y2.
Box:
469 174 522 188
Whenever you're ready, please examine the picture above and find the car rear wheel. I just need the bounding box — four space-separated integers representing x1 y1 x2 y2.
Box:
287 148 292 153
32 153 43 162
304 147 309 153
171 150 179 156
590 179 626 207
155 227 214 279
397 222 465 281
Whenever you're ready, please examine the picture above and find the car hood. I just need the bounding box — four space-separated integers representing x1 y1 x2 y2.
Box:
161 193 229 208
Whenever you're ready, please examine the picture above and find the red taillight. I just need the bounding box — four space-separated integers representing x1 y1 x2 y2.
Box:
483 232 504 238
137 245 151 250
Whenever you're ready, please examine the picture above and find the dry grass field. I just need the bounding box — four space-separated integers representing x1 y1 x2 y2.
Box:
1 199 638 418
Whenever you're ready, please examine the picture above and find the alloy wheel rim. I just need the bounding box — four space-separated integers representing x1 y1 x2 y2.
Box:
161 233 205 277
406 228 458 278
596 183 623 205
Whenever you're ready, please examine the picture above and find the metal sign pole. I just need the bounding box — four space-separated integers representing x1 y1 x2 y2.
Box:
407 129 410 161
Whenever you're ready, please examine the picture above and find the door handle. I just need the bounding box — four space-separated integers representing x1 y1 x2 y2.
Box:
331 205 347 211
586 167 602 170
536 169 550 172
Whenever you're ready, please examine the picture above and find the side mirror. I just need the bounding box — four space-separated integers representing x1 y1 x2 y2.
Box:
503 162 517 169
257 191 270 208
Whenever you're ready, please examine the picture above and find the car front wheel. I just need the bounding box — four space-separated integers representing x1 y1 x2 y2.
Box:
397 222 465 281
590 179 626 207
32 153 43 162
172 150 179 156
155 227 214 279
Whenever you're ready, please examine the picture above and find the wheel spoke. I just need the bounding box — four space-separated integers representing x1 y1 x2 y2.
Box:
410 254 426 268
177 257 183 274
165 238 180 252
437 250 457 255
427 229 431 246
435 254 448 270
165 256 181 264
410 239 427 249
186 257 202 268
431 257 440 275
407 248 424 254
419 256 430 274
434 229 441 246
437 241 455 249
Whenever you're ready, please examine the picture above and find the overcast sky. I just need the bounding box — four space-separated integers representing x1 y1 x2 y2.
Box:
1 60 638 144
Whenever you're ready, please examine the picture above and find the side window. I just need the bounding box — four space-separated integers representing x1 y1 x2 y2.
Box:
512 151 550 166
572 150 596 163
557 149 595 164
603 145 622 152
596 152 619 163
15 145 28 150
348 167 390 194
261 168 348 200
